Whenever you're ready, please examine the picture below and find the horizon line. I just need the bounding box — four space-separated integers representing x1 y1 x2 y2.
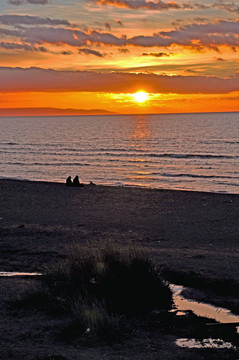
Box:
0 107 238 117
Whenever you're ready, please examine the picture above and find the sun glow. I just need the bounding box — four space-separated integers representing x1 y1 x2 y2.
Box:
133 91 148 103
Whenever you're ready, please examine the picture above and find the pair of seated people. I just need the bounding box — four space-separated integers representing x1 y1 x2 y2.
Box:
66 175 84 187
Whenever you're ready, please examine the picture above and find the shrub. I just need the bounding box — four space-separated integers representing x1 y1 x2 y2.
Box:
43 244 173 316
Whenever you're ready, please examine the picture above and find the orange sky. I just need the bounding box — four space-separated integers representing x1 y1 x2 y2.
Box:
0 0 239 114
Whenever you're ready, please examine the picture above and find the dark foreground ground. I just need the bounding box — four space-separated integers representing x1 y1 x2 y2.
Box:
0 179 238 359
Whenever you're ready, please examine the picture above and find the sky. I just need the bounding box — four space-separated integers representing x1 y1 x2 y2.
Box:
0 0 239 114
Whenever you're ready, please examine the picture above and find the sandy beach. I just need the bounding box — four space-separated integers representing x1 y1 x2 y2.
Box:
0 179 239 279
0 179 239 360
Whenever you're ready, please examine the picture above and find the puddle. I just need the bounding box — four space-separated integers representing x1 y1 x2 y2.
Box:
171 284 239 325
176 338 236 349
0 272 41 276
171 284 239 349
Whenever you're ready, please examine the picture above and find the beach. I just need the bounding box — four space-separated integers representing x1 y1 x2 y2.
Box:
1 179 239 280
0 179 239 360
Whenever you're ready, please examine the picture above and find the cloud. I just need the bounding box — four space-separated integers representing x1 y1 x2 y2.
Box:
0 28 20 37
90 0 239 14
142 52 171 57
0 41 49 52
90 0 182 10
0 14 70 26
91 59 239 77
1 66 239 94
61 50 73 55
21 27 126 47
1 15 239 52
129 20 239 50
0 41 75 55
13 20 239 51
118 48 129 53
114 19 123 26
213 0 239 14
78 47 105 57
8 0 49 5
104 22 111 31
89 0 213 12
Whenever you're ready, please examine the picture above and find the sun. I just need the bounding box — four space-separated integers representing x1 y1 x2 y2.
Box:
133 91 148 103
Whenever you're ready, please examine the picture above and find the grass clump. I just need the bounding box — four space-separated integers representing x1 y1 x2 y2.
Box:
43 244 172 315
41 243 172 337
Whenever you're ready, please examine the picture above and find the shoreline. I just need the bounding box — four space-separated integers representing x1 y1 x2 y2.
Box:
1 177 238 196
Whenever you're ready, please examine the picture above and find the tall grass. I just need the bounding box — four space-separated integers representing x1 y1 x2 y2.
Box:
40 243 172 337
43 243 172 315
11 243 172 339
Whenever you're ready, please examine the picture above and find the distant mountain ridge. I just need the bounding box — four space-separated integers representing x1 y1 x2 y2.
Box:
0 107 115 116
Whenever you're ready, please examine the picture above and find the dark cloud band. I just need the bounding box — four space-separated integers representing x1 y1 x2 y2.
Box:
1 66 239 94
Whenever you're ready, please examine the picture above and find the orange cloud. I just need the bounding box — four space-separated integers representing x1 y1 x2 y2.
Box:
91 0 181 10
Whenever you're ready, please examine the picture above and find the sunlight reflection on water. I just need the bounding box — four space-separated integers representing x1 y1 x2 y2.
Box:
0 272 41 276
171 284 239 325
176 338 236 349
171 284 239 349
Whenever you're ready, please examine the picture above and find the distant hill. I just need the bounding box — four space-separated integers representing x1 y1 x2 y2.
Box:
0 107 115 117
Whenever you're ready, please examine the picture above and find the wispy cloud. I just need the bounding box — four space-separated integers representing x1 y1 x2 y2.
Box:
104 22 111 31
129 20 239 51
21 27 126 47
114 19 123 26
118 48 129 52
0 41 49 52
142 52 171 57
0 14 70 26
90 0 239 14
78 47 105 57
8 0 49 5
1 66 239 94
213 0 239 13
89 0 182 10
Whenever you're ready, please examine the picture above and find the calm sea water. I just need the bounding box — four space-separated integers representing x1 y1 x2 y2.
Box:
0 112 239 193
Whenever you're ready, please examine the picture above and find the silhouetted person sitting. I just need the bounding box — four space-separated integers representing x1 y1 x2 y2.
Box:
72 175 80 187
66 176 72 187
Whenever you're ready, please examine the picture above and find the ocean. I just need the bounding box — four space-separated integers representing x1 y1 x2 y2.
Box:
0 112 238 193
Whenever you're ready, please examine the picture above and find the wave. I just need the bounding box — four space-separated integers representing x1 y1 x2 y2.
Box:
4 162 90 166
99 152 238 160
147 153 237 160
202 140 239 145
1 143 237 161
160 173 239 180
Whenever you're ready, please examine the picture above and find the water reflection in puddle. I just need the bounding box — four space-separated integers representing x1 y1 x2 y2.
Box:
176 338 236 349
171 284 239 349
171 284 239 325
0 272 41 276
